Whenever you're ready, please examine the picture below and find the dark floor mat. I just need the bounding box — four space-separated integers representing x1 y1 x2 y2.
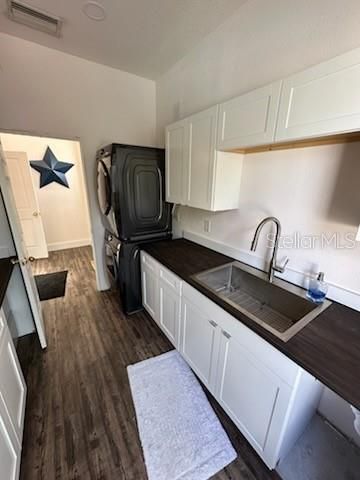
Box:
35 271 68 301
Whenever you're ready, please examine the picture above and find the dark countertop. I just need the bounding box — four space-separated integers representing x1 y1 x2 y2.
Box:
0 258 14 307
143 238 360 410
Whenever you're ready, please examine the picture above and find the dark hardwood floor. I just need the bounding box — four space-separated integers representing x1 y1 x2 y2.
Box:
17 247 280 480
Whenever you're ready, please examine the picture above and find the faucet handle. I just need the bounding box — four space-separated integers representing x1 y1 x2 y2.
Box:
274 257 289 274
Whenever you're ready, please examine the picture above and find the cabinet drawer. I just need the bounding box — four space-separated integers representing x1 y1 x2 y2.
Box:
183 282 300 387
159 264 182 294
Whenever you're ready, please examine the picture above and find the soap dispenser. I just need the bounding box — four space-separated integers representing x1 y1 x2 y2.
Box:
307 272 328 303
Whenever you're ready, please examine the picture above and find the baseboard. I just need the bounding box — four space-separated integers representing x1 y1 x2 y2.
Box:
183 230 360 312
47 238 92 252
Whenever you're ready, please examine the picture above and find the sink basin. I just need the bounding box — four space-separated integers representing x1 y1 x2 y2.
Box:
192 261 331 342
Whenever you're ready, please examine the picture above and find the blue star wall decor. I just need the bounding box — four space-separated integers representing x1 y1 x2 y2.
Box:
30 147 74 188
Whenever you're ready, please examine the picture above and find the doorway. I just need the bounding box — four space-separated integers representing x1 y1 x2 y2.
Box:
0 132 96 347
0 133 92 261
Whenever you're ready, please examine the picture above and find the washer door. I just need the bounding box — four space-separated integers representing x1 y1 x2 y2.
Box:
97 159 112 216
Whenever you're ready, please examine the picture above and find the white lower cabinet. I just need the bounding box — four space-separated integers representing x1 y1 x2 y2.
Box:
180 295 219 392
141 253 159 322
140 252 322 469
0 308 26 480
159 279 180 347
0 399 21 480
215 327 293 466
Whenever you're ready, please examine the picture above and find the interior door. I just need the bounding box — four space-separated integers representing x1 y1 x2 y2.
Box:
0 142 47 349
4 151 48 259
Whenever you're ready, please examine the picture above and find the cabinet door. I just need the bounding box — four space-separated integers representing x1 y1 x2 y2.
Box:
215 329 291 468
141 255 159 322
159 280 180 347
165 119 188 204
0 397 21 480
187 106 218 210
276 48 360 142
0 329 26 445
218 81 282 149
180 295 220 391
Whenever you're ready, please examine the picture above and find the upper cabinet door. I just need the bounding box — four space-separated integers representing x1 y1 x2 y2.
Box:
217 81 282 150
276 48 360 142
165 119 188 204
187 106 218 210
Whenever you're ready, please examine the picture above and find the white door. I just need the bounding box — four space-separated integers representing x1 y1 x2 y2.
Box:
187 106 218 209
180 295 219 390
159 279 180 347
4 151 48 259
217 81 282 149
165 119 188 204
0 143 47 349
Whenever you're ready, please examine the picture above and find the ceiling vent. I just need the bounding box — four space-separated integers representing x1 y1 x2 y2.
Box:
7 1 62 37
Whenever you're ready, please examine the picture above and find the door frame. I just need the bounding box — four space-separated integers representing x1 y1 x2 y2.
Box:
0 129 97 348
0 128 96 280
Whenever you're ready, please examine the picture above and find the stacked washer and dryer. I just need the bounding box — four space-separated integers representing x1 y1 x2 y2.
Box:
96 144 172 314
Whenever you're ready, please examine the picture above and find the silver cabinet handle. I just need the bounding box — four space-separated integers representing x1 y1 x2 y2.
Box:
222 330 231 339
209 320 217 328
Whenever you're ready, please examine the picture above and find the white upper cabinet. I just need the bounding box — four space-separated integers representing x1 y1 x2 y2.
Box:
165 119 188 204
165 106 242 211
187 106 218 209
217 81 282 149
276 47 360 142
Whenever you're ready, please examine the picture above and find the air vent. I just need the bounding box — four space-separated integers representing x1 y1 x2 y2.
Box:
7 0 62 36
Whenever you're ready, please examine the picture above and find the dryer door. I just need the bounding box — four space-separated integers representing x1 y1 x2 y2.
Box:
97 159 112 216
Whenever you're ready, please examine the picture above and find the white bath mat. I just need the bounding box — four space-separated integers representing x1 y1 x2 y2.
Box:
127 350 237 480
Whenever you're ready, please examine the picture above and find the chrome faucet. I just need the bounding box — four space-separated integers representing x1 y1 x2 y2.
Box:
250 216 289 283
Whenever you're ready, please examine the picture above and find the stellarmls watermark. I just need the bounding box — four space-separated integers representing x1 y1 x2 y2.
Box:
266 231 357 250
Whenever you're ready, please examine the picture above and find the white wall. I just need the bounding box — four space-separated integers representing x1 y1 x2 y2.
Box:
156 0 360 142
156 0 360 446
1 133 91 252
0 32 156 289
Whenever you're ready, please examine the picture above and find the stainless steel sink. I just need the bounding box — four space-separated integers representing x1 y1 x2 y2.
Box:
192 261 332 342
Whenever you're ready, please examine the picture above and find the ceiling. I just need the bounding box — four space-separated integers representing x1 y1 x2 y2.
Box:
0 0 246 79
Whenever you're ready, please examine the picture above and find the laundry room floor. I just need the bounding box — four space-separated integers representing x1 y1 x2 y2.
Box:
17 246 280 480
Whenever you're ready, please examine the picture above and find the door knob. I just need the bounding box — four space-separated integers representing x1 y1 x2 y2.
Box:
11 257 35 265
33 212 40 217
